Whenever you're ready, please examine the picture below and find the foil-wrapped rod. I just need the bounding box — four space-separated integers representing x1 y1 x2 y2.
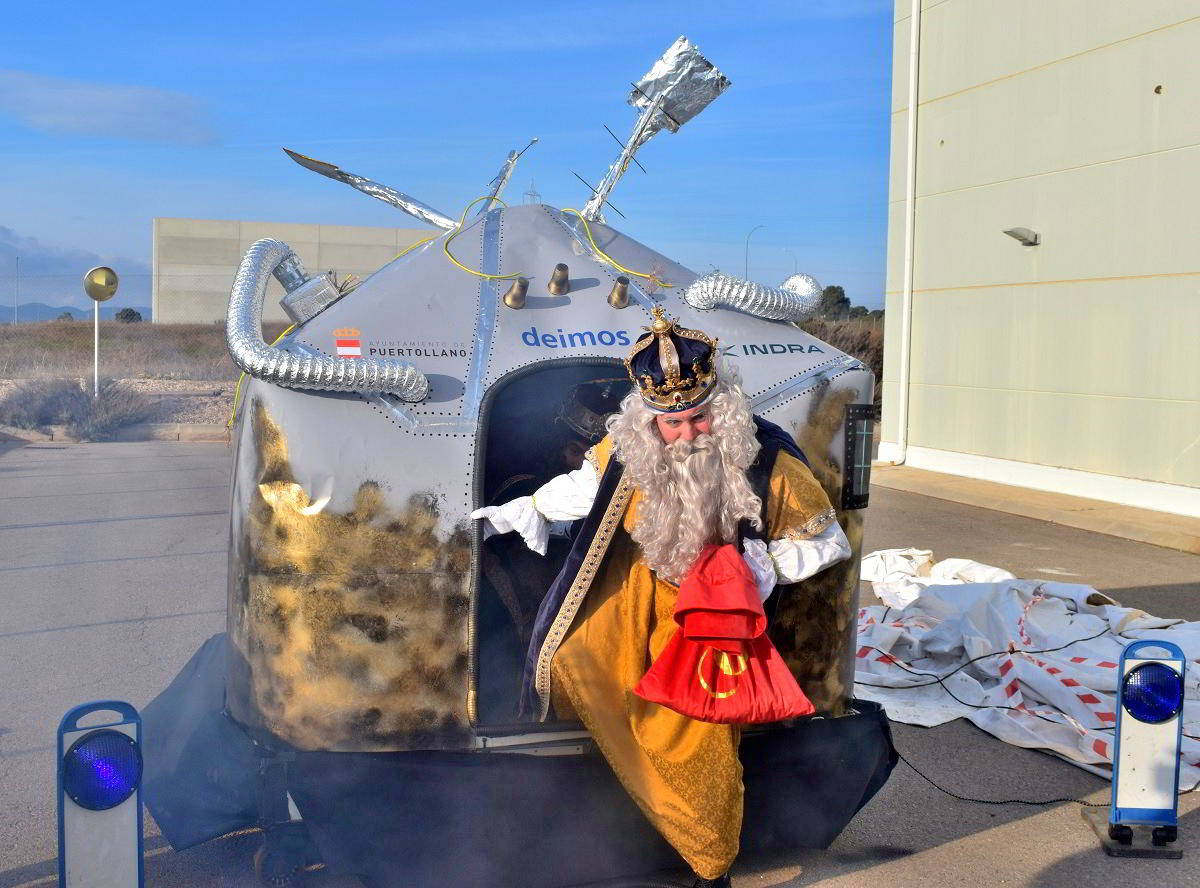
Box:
476 137 538 216
628 36 731 149
227 239 430 402
283 148 456 230
682 271 822 323
582 36 729 221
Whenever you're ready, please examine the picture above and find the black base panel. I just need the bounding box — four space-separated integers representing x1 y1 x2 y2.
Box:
143 635 897 886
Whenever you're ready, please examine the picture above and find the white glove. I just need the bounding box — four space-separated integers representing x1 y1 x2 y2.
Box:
742 522 854 603
769 522 852 583
742 539 778 603
471 496 549 555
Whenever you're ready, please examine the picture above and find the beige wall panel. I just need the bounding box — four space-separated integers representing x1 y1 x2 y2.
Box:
238 221 318 244
316 224 400 246
317 243 402 272
917 0 1193 103
879 287 905 444
153 219 441 323
156 235 244 266
908 278 1200 403
155 293 228 324
891 14 912 111
157 218 240 239
884 199 907 293
916 20 1200 198
154 263 235 282
909 143 1200 291
887 107 910 204
907 383 1200 488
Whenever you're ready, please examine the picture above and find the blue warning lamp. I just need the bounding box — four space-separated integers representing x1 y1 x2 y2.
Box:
58 701 145 888
62 728 142 810
1108 641 1185 849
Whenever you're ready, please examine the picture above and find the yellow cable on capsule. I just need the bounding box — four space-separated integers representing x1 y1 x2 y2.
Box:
392 233 438 262
227 324 296 429
561 207 672 289
442 196 523 281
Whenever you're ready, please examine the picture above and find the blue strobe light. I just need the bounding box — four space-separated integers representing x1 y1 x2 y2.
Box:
1122 663 1184 725
58 701 144 888
1108 640 1186 851
62 729 142 811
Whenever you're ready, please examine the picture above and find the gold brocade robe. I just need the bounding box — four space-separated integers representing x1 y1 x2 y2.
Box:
548 435 836 879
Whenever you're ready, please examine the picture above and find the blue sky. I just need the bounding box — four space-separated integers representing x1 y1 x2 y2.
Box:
0 0 894 312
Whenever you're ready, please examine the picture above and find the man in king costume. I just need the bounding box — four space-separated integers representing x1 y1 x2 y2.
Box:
474 307 851 887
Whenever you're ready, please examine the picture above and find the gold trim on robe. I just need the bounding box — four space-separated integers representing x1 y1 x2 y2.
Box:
544 437 836 878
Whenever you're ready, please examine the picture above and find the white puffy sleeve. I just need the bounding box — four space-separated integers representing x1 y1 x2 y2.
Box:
742 523 852 602
530 459 599 521
470 459 600 555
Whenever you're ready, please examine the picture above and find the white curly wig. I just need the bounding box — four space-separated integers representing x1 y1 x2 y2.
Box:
606 365 762 584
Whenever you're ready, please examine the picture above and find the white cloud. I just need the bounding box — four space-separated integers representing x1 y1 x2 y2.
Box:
0 69 217 146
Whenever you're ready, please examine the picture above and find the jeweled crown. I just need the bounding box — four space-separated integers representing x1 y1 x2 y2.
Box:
623 306 718 412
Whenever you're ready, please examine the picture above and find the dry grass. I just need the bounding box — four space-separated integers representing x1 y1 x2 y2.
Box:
0 377 160 441
799 317 884 403
0 321 290 381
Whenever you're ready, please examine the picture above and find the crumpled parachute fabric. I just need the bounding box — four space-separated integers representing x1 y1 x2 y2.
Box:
856 548 1200 789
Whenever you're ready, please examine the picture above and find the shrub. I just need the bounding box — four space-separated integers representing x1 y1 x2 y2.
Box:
67 379 159 441
115 308 143 323
799 317 884 405
0 378 90 430
0 377 159 440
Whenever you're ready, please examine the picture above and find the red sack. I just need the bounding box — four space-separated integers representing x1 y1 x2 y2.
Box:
633 543 815 724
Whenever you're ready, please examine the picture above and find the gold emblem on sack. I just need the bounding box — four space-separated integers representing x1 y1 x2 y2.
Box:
697 647 748 699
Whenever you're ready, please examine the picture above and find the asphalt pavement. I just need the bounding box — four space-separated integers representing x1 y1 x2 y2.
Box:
0 440 1197 888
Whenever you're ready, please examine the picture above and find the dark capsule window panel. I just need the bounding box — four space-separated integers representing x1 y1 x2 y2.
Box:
841 403 879 511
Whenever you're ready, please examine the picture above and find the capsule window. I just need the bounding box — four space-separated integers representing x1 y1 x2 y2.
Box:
841 404 878 510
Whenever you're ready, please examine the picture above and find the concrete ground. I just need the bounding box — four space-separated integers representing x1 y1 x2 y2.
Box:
0 439 1197 887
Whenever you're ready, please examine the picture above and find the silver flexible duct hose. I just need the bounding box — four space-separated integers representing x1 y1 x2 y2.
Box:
226 239 430 401
682 270 822 323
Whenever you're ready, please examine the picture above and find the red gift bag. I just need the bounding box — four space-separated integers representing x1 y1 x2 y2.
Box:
633 543 815 724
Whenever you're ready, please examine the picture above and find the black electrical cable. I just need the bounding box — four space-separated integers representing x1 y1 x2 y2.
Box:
897 746 1200 807
894 747 1108 807
857 625 1111 689
857 626 1200 805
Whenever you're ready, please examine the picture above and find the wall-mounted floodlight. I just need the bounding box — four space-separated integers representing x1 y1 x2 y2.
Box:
58 701 144 887
1003 227 1040 246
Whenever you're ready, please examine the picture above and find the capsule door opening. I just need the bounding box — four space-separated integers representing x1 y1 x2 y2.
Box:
473 358 629 728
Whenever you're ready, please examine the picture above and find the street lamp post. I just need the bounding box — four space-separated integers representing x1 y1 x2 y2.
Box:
744 225 765 279
83 267 119 398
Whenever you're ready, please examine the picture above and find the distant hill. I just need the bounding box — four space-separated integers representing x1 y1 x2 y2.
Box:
8 303 153 323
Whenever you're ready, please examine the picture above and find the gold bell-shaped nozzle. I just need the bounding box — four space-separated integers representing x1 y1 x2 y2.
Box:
607 276 630 309
503 277 529 309
547 263 570 295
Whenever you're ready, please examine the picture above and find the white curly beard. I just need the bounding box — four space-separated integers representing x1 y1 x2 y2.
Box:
607 376 763 584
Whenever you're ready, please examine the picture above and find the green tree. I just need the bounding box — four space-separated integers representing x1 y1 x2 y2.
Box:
55 311 73 321
115 308 143 323
818 285 851 320
848 305 868 319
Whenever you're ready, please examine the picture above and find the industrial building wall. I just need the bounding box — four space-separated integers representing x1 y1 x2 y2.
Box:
152 218 431 324
883 1 1200 503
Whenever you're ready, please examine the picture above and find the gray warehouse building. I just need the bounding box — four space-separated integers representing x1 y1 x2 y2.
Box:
881 1 1199 519
152 218 430 324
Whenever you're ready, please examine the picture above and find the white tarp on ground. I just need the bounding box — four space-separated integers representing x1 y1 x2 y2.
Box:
855 549 1200 789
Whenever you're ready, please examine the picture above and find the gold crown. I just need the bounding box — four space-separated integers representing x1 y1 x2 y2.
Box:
623 306 718 412
332 327 361 337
